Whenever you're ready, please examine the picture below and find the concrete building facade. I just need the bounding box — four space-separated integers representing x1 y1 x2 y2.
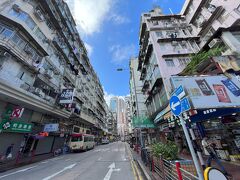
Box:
0 0 107 158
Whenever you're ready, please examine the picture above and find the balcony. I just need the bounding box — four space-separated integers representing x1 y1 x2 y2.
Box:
80 111 95 125
64 67 76 85
0 36 40 72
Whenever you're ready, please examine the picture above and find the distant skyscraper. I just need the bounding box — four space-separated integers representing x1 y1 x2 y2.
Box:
110 97 118 113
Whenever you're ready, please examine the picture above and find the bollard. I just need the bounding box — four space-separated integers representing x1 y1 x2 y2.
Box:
175 161 183 180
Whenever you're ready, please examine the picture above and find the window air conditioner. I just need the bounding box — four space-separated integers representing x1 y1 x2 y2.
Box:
44 70 53 78
24 46 33 55
3 52 11 58
20 83 29 91
12 4 21 12
208 38 221 48
34 9 44 21
34 88 42 95
171 41 178 46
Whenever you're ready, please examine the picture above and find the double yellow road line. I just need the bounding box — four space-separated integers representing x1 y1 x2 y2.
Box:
125 143 143 180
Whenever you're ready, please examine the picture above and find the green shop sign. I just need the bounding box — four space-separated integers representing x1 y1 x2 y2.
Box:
0 121 33 133
132 116 155 128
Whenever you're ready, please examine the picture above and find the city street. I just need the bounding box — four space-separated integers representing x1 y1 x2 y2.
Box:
0 142 142 180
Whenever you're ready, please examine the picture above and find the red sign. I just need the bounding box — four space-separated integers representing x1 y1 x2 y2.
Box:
213 84 231 103
10 107 24 119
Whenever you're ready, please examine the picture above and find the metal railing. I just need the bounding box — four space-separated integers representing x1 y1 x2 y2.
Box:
141 150 199 180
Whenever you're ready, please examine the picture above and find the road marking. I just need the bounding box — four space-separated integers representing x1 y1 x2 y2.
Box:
103 163 120 180
65 158 71 161
51 157 64 161
0 166 37 179
130 161 138 180
42 163 76 180
40 161 49 164
133 161 143 180
98 157 102 161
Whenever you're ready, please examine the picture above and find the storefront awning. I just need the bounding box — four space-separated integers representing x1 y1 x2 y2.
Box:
154 105 170 124
132 116 155 128
190 108 240 123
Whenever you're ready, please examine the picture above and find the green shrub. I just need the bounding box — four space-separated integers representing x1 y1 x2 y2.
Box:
152 141 178 160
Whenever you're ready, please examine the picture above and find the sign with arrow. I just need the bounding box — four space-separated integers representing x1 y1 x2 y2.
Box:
170 96 181 116
103 162 120 180
170 85 191 116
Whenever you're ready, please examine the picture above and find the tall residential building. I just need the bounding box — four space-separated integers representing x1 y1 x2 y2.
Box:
129 57 147 118
109 97 118 113
181 0 240 55
0 0 107 158
138 7 199 122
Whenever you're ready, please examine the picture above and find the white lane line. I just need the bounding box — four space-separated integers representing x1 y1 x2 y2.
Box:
50 157 64 161
42 163 76 180
40 161 49 164
0 165 38 179
65 158 71 162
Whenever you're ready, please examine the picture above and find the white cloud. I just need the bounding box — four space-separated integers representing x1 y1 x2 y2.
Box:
84 42 93 56
109 44 136 64
104 89 129 106
66 0 114 36
109 14 130 25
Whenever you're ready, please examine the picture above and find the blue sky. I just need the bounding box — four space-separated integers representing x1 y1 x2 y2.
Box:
66 0 185 102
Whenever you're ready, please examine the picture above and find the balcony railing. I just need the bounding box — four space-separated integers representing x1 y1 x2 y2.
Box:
80 111 95 125
0 36 39 71
64 67 76 84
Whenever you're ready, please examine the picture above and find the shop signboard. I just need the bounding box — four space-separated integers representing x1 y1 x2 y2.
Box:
0 121 33 133
10 107 24 119
132 116 155 128
43 123 59 132
170 75 240 109
59 89 75 104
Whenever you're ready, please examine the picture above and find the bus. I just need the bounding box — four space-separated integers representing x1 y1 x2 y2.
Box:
69 133 95 152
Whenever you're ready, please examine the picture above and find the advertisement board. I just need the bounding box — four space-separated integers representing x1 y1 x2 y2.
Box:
170 75 240 109
43 123 59 132
59 89 75 104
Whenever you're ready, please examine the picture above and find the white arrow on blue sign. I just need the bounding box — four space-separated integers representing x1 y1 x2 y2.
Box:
170 95 182 116
173 85 185 99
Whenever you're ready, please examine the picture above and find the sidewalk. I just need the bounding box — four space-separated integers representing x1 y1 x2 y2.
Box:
0 153 53 173
180 153 240 180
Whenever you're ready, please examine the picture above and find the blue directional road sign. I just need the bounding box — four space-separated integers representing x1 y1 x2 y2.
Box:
173 85 185 99
181 97 191 112
170 95 181 116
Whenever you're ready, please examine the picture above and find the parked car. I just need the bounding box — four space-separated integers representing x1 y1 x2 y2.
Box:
102 137 109 144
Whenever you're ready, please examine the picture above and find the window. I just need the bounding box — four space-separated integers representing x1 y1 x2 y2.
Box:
152 20 158 26
71 136 82 142
165 59 175 67
34 28 46 41
18 11 28 21
155 31 163 37
11 33 21 44
25 17 36 30
179 58 190 66
84 136 88 142
1 28 13 38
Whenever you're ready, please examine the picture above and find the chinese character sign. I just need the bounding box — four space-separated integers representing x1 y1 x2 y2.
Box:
213 84 231 103
221 79 240 97
59 89 75 104
195 79 214 96
0 121 33 133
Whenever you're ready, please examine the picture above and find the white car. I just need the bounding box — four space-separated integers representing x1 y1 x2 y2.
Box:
102 138 109 144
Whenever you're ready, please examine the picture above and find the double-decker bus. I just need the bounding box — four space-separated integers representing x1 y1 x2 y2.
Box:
69 133 95 152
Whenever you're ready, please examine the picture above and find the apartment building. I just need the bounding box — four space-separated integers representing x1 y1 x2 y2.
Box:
181 0 240 54
0 0 107 158
129 57 147 118
138 7 199 122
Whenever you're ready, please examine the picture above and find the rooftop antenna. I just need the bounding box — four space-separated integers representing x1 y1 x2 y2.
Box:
169 8 174 15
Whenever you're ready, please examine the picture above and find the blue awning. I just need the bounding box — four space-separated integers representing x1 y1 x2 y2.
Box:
190 108 240 123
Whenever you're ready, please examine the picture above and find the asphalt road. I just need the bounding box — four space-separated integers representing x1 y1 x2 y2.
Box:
0 142 143 180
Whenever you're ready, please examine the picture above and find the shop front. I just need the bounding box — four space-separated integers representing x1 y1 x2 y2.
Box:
189 108 240 162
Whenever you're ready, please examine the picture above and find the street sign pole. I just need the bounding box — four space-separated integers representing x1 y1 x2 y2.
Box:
179 114 204 180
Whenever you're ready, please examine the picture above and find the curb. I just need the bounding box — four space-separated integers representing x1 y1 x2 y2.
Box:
136 160 152 180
